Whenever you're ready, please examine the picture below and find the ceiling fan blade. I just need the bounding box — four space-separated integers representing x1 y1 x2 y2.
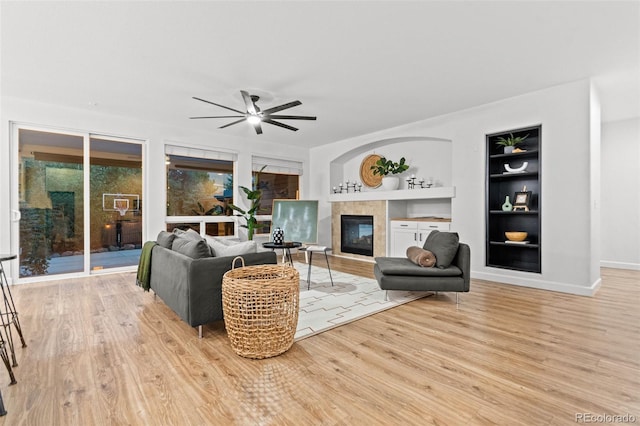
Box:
266 114 317 120
192 96 245 114
261 100 302 115
190 115 245 119
263 119 298 132
240 90 258 115
219 118 247 129
253 121 263 135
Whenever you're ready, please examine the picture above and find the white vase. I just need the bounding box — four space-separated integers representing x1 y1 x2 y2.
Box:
381 176 400 191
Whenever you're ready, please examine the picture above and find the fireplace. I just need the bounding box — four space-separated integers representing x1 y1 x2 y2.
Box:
341 215 374 256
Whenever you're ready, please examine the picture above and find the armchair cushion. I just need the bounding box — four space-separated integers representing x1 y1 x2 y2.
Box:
375 257 462 277
423 230 459 268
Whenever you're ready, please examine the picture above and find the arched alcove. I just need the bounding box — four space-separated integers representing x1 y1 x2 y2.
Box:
329 136 453 190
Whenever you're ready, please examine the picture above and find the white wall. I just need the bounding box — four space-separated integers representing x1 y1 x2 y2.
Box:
601 117 640 270
310 79 602 295
0 96 309 281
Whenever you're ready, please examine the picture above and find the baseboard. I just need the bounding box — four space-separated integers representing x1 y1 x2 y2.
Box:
472 270 599 296
600 260 640 271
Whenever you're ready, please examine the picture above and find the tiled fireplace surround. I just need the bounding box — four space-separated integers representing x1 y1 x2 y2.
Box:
331 201 386 260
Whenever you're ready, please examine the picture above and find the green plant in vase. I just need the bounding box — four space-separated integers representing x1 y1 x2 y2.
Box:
370 156 409 191
229 166 266 240
495 133 528 153
370 156 409 176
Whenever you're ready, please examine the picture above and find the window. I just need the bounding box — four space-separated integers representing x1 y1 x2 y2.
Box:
252 156 302 235
165 146 236 236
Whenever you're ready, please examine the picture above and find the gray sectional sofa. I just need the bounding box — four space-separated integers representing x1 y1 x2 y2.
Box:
149 231 277 337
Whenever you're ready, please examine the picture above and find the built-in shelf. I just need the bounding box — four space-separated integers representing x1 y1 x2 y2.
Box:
486 125 541 273
328 186 455 202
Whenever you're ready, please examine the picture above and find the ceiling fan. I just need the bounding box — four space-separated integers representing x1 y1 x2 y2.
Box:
190 90 316 134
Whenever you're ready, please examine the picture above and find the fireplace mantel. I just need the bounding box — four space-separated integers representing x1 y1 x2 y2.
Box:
328 186 455 202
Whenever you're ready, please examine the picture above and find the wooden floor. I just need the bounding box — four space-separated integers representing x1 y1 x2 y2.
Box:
0 256 638 425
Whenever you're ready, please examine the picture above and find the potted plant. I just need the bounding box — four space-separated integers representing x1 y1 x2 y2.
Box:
371 156 409 190
229 166 266 240
496 133 528 154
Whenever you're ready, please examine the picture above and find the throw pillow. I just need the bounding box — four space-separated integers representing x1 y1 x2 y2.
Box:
406 246 436 268
171 237 212 259
182 228 202 241
205 236 257 257
156 231 176 249
423 230 459 268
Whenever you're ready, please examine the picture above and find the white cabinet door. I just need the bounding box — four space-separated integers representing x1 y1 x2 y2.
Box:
391 227 418 257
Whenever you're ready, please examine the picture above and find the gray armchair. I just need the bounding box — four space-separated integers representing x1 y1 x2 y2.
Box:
373 242 470 303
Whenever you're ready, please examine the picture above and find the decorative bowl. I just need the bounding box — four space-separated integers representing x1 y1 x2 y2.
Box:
504 161 528 173
505 231 528 242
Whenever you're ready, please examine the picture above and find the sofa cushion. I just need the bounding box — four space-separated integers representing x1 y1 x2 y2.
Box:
423 230 459 268
171 237 212 259
205 236 257 257
406 246 436 267
156 231 176 248
182 228 203 241
374 257 462 277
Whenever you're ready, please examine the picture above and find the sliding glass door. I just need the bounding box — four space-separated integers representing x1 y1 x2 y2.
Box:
17 129 85 277
89 137 143 271
14 125 143 280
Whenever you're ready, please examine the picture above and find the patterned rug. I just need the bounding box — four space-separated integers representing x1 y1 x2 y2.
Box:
291 262 430 341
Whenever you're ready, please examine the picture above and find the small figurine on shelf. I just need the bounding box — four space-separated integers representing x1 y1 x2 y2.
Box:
502 195 513 212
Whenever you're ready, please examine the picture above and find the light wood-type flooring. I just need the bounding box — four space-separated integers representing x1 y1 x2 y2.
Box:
0 255 638 425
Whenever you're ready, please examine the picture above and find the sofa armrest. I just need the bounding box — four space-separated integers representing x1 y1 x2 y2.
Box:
187 251 278 326
151 247 278 327
454 243 471 291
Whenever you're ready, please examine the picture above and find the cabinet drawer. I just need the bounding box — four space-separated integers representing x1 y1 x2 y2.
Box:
418 222 450 232
390 220 416 230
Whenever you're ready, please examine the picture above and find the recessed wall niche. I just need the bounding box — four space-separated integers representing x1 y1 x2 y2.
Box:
329 136 453 192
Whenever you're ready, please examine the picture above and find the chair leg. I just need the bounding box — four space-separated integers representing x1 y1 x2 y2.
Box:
307 251 313 290
324 250 334 286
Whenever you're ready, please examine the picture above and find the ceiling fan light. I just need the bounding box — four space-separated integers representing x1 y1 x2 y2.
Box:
246 115 261 125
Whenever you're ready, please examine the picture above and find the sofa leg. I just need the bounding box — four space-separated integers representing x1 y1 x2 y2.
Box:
385 290 388 301
198 325 203 339
456 293 459 305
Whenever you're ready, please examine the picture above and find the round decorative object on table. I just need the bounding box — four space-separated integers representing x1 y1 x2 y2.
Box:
359 154 383 188
272 227 284 245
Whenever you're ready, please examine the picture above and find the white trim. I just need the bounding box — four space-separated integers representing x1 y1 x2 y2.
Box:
600 260 640 271
165 144 238 162
252 155 303 175
472 270 601 296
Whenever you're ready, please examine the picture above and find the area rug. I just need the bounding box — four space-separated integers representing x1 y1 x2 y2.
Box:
291 262 430 341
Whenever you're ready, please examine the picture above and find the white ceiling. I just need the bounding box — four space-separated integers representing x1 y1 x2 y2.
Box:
2 1 639 149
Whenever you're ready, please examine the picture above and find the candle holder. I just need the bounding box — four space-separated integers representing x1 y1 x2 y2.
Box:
332 181 362 193
405 176 433 189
